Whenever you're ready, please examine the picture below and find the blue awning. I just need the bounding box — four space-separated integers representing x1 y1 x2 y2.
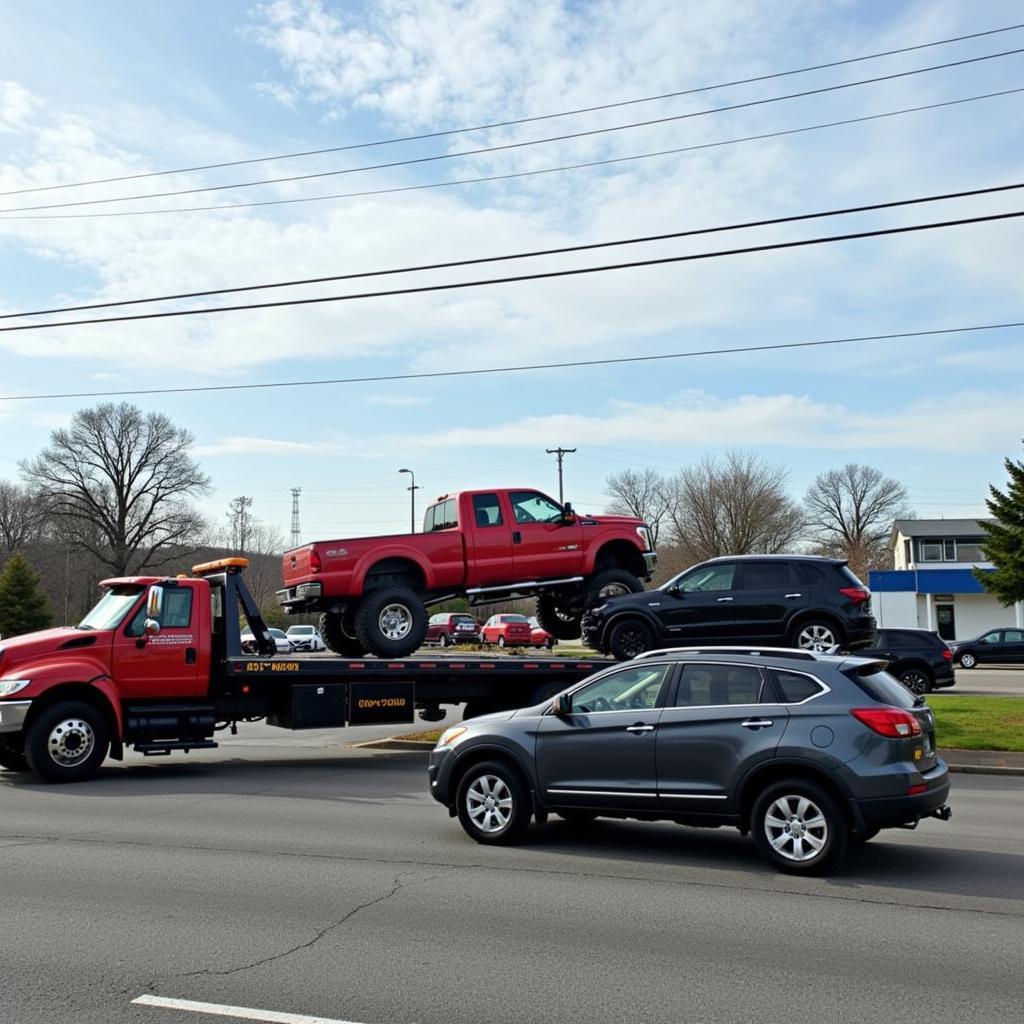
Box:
869 568 992 595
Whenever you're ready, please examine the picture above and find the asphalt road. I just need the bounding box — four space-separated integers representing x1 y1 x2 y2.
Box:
2 726 1022 1024
947 665 1024 696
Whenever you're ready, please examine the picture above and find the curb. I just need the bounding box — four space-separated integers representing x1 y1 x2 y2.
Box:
946 764 1024 777
350 738 435 751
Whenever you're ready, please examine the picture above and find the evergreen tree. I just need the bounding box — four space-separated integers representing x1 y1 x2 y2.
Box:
0 553 54 638
976 446 1024 604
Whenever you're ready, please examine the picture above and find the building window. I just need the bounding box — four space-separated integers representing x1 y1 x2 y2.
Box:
903 539 912 567
956 542 984 562
943 540 956 560
920 541 944 562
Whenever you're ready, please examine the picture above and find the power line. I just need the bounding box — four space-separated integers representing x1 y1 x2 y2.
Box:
4 22 1020 200
5 178 1020 320
2 47 1021 216
0 207 1021 334
6 87 1020 222
1 321 1020 403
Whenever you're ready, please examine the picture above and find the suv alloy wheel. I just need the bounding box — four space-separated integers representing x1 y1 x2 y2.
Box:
456 760 531 844
751 779 848 875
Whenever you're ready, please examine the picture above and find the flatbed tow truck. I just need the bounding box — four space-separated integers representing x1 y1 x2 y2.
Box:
0 558 606 784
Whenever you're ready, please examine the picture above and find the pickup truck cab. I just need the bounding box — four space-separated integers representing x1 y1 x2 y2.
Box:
278 488 656 658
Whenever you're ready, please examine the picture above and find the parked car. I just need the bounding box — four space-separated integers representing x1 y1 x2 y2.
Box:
950 627 1024 668
428 647 951 874
285 624 326 652
582 555 876 660
528 616 557 650
427 612 480 647
859 628 954 694
241 627 293 654
480 614 533 648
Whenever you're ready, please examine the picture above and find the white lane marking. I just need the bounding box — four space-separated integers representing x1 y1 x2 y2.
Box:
132 994 368 1024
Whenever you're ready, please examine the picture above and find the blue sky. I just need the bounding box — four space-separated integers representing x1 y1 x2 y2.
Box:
1 0 1022 543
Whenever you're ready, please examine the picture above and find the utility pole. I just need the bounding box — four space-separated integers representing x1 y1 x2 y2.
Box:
399 468 419 533
290 487 302 547
546 447 576 506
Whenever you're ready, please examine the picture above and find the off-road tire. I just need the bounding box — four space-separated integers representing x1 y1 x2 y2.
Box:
25 701 109 784
751 778 849 875
354 586 428 658
319 612 366 657
585 568 644 606
455 759 532 845
534 592 584 641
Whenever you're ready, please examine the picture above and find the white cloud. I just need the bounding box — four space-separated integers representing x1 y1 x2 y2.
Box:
0 81 40 133
195 435 344 455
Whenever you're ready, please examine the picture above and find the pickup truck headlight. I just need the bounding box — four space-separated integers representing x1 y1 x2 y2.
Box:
436 726 468 748
0 679 31 697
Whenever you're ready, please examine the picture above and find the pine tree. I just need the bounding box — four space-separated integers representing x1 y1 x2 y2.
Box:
0 553 54 638
975 447 1024 605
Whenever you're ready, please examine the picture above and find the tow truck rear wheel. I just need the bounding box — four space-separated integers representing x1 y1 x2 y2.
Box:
0 741 29 772
318 612 366 657
354 585 428 658
25 701 109 784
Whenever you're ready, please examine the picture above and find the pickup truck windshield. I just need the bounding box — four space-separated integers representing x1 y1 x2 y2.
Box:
78 585 145 631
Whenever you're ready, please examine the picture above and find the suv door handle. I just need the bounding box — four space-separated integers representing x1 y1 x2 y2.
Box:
625 724 655 733
716 597 733 603
785 593 802 599
741 718 774 729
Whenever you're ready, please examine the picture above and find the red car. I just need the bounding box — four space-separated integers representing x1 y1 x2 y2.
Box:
528 617 557 650
426 612 480 647
480 614 532 648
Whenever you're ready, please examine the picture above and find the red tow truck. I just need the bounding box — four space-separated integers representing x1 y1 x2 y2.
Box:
278 487 657 657
0 558 605 784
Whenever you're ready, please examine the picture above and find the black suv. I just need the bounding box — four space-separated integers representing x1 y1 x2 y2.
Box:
428 648 951 874
582 555 876 660
859 628 955 695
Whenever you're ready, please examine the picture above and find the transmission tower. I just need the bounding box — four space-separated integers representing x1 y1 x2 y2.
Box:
290 487 302 546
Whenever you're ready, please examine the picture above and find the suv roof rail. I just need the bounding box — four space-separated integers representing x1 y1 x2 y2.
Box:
632 646 828 662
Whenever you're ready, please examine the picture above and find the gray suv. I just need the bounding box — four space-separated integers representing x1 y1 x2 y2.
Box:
428 648 951 874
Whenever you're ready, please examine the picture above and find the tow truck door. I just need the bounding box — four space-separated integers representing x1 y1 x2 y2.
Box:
111 582 204 699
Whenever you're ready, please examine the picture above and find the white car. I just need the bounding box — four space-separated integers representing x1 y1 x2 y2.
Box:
286 624 326 652
241 628 294 654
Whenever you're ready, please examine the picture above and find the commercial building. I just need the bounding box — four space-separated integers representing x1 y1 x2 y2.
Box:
868 519 1024 641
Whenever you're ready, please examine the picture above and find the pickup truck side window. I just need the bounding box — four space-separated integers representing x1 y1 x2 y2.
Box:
509 490 563 524
472 493 503 527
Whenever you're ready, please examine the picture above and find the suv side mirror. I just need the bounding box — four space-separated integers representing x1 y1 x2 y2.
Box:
552 692 572 716
666 585 683 598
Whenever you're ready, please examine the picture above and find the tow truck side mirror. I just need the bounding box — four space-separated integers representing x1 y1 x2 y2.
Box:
144 586 163 636
552 692 572 716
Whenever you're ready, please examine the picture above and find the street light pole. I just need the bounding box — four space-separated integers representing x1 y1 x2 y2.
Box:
399 468 420 533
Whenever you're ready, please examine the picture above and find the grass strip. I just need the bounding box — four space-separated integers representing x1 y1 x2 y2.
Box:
928 695 1024 752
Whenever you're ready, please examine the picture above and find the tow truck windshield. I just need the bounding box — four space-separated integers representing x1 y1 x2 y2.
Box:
78 585 145 631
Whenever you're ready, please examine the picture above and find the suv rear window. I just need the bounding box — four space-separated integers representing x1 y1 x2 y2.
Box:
739 562 790 589
770 669 825 704
848 668 915 709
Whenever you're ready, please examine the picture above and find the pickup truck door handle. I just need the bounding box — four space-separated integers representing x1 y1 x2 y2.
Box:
785 593 803 599
716 597 733 603
741 718 774 729
625 724 655 733
185 647 197 665
512 531 522 544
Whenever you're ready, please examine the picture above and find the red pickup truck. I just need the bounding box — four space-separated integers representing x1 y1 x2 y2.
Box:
278 488 657 657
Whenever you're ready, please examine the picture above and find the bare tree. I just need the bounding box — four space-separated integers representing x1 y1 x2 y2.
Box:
21 402 210 576
226 495 255 551
0 480 44 557
803 463 913 578
604 468 668 544
660 451 803 561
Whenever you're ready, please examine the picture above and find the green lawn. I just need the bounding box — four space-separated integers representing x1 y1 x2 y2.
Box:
928 695 1024 752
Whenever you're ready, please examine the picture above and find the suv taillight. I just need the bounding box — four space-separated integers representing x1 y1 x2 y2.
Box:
310 549 322 574
942 648 953 660
850 707 922 738
839 586 870 605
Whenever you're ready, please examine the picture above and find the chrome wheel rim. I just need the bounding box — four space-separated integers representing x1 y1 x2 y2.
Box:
797 624 836 651
764 794 828 862
960 653 976 668
378 603 413 641
47 717 95 768
466 774 513 834
498 636 506 648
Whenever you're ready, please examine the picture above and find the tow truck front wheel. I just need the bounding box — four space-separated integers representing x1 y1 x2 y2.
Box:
355 585 428 658
25 701 109 784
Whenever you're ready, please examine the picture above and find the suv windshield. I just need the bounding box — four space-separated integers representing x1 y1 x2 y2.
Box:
78 585 145 631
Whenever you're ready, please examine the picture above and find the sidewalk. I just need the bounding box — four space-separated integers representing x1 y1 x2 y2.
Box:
939 748 1024 777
